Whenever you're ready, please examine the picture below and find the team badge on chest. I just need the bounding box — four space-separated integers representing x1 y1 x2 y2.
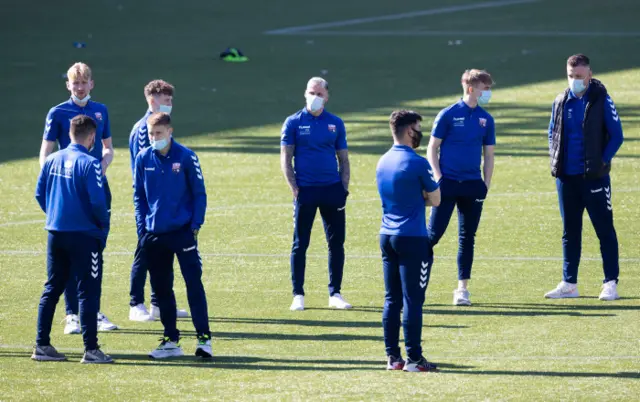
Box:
172 162 181 173
94 112 103 121
328 124 336 132
479 118 487 127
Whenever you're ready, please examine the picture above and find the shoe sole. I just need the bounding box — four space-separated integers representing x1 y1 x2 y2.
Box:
98 326 119 332
386 365 404 370
403 366 438 373
31 355 67 362
195 348 213 358
544 294 579 299
149 352 184 359
454 300 471 306
329 304 353 309
290 307 304 311
81 359 114 364
599 296 620 301
129 316 155 322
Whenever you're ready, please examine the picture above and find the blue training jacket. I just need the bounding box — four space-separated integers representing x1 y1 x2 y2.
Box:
133 138 207 236
35 144 110 244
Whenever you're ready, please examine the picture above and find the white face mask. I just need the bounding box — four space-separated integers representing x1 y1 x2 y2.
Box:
150 136 171 151
72 94 91 104
158 104 172 114
569 78 587 94
305 95 324 113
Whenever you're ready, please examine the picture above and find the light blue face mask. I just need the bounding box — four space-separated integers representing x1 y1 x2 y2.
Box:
569 78 586 94
478 90 492 106
150 137 170 151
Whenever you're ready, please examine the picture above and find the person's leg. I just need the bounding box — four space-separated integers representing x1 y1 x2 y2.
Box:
290 188 318 296
72 234 102 350
129 239 148 307
63 277 79 316
380 235 402 359
36 232 71 346
174 228 210 338
426 179 456 248
319 183 347 296
455 180 487 284
584 175 619 283
145 233 179 341
397 237 432 362
557 176 585 284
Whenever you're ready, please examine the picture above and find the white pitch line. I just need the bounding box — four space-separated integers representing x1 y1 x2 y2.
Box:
0 344 637 362
290 30 640 37
1 249 639 263
264 0 540 35
0 219 44 228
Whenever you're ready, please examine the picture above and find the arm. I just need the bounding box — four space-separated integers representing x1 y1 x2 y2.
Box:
39 140 56 168
602 95 624 163
336 149 350 192
101 137 114 174
420 159 441 207
186 153 207 232
35 162 48 212
86 160 110 241
548 103 555 151
426 136 443 182
423 188 441 207
133 155 149 238
482 116 496 190
280 145 298 198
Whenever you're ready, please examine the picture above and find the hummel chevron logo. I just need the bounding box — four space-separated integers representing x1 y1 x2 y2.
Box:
92 252 98 258
605 187 612 211
475 198 485 203
590 188 602 193
191 155 198 161
193 161 200 167
91 253 99 278
92 257 99 265
197 174 203 180
420 261 429 289
183 245 196 252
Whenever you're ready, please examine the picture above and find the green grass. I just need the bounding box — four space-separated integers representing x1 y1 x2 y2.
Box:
0 0 639 400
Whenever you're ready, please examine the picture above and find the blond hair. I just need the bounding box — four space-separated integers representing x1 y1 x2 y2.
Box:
67 62 92 81
461 69 493 91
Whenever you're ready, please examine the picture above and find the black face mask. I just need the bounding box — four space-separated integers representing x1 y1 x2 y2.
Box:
409 128 423 149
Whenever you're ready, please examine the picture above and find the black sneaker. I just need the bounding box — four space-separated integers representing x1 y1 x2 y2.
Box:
386 355 405 370
31 345 67 362
81 347 114 364
403 356 438 372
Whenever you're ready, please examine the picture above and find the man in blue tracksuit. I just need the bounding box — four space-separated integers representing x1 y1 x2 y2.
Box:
33 115 113 364
426 69 496 306
127 79 187 322
38 62 118 333
545 54 624 301
134 113 212 359
376 110 441 372
280 77 352 311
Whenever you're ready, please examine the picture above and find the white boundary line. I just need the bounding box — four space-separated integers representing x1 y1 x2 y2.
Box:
0 344 637 361
1 249 639 262
283 30 640 37
264 0 540 34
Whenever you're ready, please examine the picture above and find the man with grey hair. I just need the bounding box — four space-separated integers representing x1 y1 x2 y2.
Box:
280 77 352 311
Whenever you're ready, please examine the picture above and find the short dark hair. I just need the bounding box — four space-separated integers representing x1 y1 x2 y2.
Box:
69 115 97 141
144 79 175 98
389 110 422 137
567 54 590 67
147 112 172 128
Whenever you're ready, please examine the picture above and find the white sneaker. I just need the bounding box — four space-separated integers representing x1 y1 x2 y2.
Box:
290 295 304 311
328 294 352 309
544 281 579 299
63 314 80 335
453 289 471 306
129 304 154 322
599 280 619 301
97 312 118 331
195 336 213 358
149 305 190 320
149 338 184 359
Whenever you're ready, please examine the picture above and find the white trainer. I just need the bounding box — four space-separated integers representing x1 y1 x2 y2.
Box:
149 305 189 320
599 280 619 301
328 294 352 309
544 281 579 299
195 336 213 358
97 312 119 331
63 314 80 335
453 289 471 306
290 295 304 311
129 304 154 322
149 339 184 359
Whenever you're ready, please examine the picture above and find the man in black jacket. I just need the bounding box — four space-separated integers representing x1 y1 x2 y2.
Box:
545 54 624 301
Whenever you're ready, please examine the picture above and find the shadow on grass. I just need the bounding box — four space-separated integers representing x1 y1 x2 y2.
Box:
444 369 640 379
205 316 467 329
309 306 616 317
110 328 383 342
474 302 640 311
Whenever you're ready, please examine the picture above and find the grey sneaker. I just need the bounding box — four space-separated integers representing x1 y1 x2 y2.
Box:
81 348 114 364
31 345 67 361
